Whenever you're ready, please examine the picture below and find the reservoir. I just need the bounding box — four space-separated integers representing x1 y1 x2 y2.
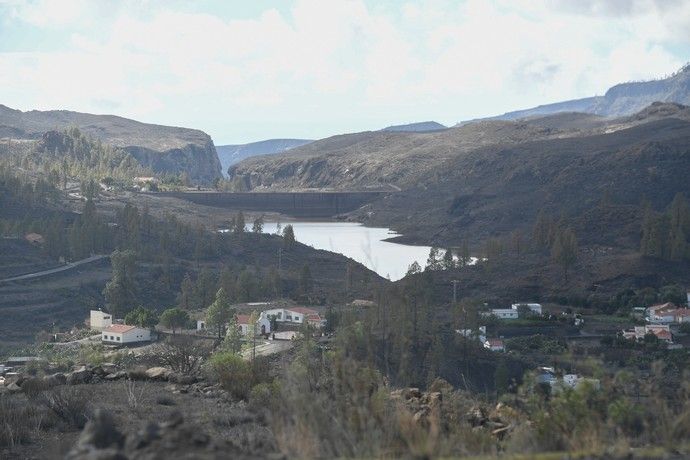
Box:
258 221 432 281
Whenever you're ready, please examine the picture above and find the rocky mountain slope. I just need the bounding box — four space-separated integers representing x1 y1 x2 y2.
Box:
483 64 690 121
228 120 579 191
216 138 312 175
0 104 222 183
381 121 447 132
356 113 690 247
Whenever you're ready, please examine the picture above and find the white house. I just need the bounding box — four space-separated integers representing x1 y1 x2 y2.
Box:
646 303 677 323
622 324 673 343
101 324 151 345
196 320 206 331
263 307 325 327
487 308 518 320
511 303 543 315
484 338 505 352
236 312 272 336
456 325 486 343
89 310 113 331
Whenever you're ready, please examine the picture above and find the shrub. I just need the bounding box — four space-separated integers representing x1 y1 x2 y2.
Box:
206 352 254 400
0 396 39 447
39 387 92 429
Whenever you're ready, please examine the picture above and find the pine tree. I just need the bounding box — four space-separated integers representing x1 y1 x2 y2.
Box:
551 227 578 282
442 248 455 270
206 288 233 338
177 273 196 310
283 224 296 249
103 249 139 316
425 247 441 271
299 264 314 296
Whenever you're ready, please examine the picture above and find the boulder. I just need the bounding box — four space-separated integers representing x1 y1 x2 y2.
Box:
7 382 22 393
104 371 127 381
145 367 170 380
67 366 93 385
44 372 67 387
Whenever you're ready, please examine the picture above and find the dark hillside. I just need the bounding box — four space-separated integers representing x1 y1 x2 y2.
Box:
355 117 690 247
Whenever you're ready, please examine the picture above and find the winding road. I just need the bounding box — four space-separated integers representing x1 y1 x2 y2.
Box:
0 254 108 284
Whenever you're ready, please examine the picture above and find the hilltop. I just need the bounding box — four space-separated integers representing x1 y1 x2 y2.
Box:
484 64 690 121
381 121 447 132
0 105 222 183
216 138 312 175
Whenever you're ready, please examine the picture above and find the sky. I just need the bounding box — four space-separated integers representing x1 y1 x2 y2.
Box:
1 0 689 144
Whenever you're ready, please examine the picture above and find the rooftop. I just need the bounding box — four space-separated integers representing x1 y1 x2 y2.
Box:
103 324 137 334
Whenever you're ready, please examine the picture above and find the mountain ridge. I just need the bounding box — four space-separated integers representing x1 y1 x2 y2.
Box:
0 104 222 183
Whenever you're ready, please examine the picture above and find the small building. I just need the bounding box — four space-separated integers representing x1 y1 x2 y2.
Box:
622 324 673 343
674 309 690 323
487 308 519 320
646 303 677 323
196 320 206 331
102 324 151 345
89 310 113 331
236 312 272 336
511 303 543 315
484 338 505 352
263 307 325 327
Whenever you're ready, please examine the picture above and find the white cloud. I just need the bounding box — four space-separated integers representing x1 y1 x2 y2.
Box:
0 0 688 143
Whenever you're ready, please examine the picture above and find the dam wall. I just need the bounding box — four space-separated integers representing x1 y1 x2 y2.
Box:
153 191 388 217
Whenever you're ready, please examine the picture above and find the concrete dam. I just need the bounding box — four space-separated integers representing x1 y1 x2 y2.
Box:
154 191 388 217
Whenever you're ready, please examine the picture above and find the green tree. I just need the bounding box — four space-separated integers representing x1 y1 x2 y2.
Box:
425 247 441 271
551 227 578 282
103 249 139 317
207 288 233 338
159 307 190 334
299 264 313 296
223 315 243 353
236 269 257 302
283 224 296 249
233 211 245 235
177 273 196 310
406 261 421 276
442 248 454 270
124 306 159 329
252 215 264 234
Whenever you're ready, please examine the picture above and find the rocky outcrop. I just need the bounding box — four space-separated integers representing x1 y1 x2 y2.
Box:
0 104 222 183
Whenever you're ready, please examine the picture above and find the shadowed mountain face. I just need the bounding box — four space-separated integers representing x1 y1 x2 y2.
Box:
382 121 447 132
356 115 690 246
0 104 222 183
216 138 312 175
482 64 690 122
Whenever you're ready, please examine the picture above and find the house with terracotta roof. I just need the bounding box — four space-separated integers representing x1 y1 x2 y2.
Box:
483 338 505 352
646 303 678 323
622 324 673 344
101 324 151 345
236 312 272 336
263 307 325 328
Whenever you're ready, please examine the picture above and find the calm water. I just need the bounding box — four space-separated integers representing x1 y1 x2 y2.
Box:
260 221 432 281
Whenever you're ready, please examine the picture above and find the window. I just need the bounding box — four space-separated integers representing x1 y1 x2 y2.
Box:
116 337 120 341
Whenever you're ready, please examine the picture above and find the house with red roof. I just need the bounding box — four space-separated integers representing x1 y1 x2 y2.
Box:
646 303 678 323
101 324 151 345
483 338 505 352
622 324 673 344
263 307 326 328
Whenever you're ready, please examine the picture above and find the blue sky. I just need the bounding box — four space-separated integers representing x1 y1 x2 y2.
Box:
1 0 689 144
